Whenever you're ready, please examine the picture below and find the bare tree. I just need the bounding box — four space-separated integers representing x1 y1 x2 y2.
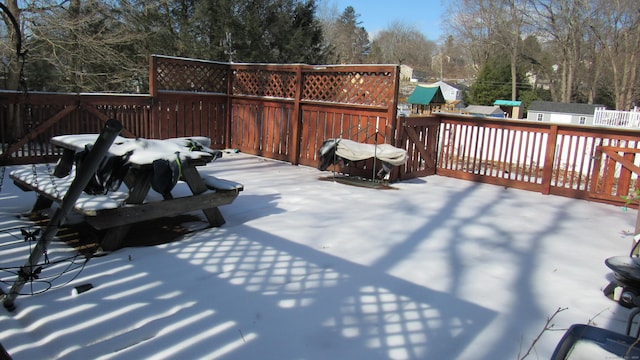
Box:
504 0 527 101
0 0 25 142
440 35 470 81
368 22 436 73
0 0 23 90
447 0 527 100
528 0 590 103
29 0 148 92
587 0 640 110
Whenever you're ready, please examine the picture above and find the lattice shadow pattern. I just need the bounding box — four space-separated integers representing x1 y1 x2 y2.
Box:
169 231 483 359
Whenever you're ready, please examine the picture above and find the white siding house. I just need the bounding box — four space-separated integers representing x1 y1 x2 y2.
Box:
426 80 466 110
526 101 603 126
400 65 415 82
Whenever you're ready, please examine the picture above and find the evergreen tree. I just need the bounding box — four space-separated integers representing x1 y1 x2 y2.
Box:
195 0 327 63
467 55 530 105
17 0 327 93
324 6 369 64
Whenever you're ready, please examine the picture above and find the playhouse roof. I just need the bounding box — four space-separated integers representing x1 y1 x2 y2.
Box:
407 85 446 105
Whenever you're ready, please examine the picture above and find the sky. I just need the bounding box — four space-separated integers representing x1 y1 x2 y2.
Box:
1 150 639 359
320 0 450 41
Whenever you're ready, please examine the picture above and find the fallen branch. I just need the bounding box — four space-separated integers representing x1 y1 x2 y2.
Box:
518 307 568 360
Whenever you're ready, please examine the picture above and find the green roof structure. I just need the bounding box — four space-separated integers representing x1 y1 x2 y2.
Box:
407 86 446 105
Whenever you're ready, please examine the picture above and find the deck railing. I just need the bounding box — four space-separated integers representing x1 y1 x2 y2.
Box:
422 114 640 205
2 55 640 207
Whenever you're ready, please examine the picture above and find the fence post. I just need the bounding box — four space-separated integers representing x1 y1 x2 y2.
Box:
390 65 400 147
149 55 158 98
541 125 558 195
289 65 304 165
225 64 234 150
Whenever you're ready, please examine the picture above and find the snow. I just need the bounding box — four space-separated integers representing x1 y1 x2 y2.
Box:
51 135 216 164
0 152 638 359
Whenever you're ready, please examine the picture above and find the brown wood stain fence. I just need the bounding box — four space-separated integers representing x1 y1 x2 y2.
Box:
1 55 400 174
149 56 400 177
2 54 640 207
401 114 640 206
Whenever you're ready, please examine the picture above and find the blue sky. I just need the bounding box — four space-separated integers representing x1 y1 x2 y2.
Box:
320 0 449 42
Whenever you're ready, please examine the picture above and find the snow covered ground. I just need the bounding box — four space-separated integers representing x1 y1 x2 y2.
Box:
0 152 637 359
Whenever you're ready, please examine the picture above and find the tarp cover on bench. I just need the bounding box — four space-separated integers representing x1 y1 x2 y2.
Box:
329 139 408 165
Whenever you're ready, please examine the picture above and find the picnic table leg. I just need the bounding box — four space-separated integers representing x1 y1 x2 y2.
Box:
3 119 122 311
31 148 76 213
181 162 226 226
99 169 153 252
100 227 133 252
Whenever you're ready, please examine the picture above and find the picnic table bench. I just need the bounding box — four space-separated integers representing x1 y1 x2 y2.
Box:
10 134 243 251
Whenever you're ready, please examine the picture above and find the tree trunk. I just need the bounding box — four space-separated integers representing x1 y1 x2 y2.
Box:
3 0 22 142
510 0 519 101
622 20 640 110
4 0 21 90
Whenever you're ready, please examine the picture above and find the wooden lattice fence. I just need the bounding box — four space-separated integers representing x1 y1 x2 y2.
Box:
150 56 228 95
149 57 401 171
2 55 402 181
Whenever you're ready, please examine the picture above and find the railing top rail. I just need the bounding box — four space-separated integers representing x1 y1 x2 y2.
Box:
152 54 228 66
438 112 640 134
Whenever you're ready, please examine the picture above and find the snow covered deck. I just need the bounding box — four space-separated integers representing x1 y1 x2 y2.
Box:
0 152 638 359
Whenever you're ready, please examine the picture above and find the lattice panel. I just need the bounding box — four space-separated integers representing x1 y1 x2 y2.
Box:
155 59 227 93
232 69 297 98
302 71 394 106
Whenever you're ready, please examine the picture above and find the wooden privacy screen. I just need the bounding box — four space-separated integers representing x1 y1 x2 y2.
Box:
149 55 228 95
2 55 401 181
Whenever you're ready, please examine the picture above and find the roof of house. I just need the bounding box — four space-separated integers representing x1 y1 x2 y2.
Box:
528 101 604 115
407 85 446 105
429 80 457 88
464 105 504 116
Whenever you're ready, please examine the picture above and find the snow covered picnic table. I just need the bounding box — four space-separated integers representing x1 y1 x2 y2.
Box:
10 134 243 251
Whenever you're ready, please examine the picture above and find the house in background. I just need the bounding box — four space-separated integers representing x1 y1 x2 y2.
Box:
427 80 466 110
406 85 446 114
400 64 418 82
526 101 604 126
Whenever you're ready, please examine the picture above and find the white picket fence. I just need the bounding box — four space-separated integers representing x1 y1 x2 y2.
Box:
593 107 640 128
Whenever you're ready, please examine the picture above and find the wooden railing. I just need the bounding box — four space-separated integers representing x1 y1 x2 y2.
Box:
0 91 229 165
400 114 640 206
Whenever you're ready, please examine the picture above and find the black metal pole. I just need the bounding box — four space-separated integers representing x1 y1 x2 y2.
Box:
3 119 123 311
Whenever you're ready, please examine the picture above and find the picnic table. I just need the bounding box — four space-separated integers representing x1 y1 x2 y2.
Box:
10 133 243 251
